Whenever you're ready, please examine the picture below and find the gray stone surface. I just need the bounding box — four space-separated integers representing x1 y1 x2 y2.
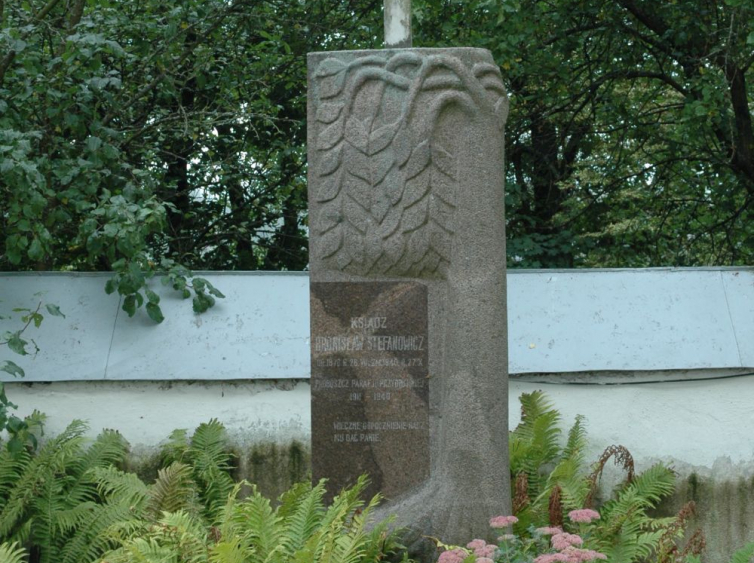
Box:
310 281 429 502
307 47 511 552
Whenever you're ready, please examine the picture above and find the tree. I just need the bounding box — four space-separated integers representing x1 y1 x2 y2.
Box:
0 0 380 319
414 0 753 267
2 0 751 291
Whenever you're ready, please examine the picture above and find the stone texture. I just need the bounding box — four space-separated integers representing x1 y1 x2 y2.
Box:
310 281 429 502
307 47 511 555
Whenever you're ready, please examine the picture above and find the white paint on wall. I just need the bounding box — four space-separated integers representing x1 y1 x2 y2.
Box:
5 380 310 453
5 375 754 477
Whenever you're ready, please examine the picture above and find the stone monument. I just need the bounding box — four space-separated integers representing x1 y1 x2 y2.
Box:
308 2 511 555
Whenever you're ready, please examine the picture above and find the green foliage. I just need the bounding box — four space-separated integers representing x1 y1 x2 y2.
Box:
0 541 28 563
0 300 63 453
0 417 408 563
509 391 589 531
509 391 682 562
415 0 753 267
98 475 406 563
0 419 129 562
685 541 754 563
1 0 380 318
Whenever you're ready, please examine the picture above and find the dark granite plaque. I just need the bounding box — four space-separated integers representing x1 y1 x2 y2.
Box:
311 281 429 501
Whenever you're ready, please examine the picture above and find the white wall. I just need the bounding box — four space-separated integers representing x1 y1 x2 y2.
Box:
6 375 754 480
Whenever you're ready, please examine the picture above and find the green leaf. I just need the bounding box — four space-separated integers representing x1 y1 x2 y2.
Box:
6 436 24 454
206 283 225 299
145 288 160 304
86 136 103 152
7 332 28 356
192 292 214 313
45 303 65 318
146 302 165 323
27 238 44 261
0 361 25 378
105 278 118 294
122 294 137 317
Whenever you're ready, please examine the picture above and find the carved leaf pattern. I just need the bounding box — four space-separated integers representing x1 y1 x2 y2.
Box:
312 52 504 278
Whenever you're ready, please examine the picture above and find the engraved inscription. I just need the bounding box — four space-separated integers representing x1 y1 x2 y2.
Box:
310 281 429 500
311 52 507 279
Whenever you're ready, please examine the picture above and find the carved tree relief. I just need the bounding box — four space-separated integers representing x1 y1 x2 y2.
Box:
312 52 507 279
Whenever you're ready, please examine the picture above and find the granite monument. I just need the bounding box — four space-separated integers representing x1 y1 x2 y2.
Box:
307 33 511 552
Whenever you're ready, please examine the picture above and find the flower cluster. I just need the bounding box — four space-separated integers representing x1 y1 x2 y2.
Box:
534 547 607 563
467 538 497 560
551 532 583 550
437 548 469 563
435 511 607 563
567 509 601 524
489 515 519 528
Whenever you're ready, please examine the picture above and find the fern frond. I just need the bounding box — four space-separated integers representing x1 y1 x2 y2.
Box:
99 537 177 563
601 463 676 518
0 419 87 538
0 541 27 563
147 462 200 518
64 430 130 505
90 466 150 509
0 448 31 503
509 392 563 499
59 502 134 563
233 485 282 561
161 427 190 466
562 415 587 464
513 391 560 439
187 420 235 522
279 480 327 556
731 542 754 563
209 536 249 563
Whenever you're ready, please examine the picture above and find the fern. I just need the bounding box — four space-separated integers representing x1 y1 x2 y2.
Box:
0 541 27 563
730 542 754 563
508 392 682 563
278 479 327 555
0 419 88 539
98 476 406 563
148 461 200 517
91 465 150 509
187 420 235 523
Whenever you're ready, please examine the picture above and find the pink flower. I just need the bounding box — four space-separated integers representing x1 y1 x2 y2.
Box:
568 509 601 524
437 548 468 563
476 559 495 563
561 547 608 562
473 544 496 558
551 532 584 550
490 515 519 528
535 526 563 535
466 539 486 550
498 534 516 541
534 554 570 563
